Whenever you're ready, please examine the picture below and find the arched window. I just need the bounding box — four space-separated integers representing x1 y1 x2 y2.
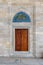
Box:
13 11 31 22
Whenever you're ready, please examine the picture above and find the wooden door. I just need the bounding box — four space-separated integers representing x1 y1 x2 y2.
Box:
15 29 28 51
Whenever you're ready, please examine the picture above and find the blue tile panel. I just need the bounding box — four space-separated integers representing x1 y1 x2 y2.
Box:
13 11 31 22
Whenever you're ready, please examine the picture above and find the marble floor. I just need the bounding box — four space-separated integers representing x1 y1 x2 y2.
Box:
0 57 43 65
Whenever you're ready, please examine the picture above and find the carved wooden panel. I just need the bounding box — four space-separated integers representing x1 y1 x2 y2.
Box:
15 29 28 51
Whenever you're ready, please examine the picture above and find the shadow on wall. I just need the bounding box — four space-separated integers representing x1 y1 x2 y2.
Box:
39 46 43 59
40 52 43 59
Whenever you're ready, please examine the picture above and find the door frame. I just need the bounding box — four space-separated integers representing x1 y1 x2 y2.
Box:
10 25 34 57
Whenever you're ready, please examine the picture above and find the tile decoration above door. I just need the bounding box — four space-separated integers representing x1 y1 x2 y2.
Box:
13 11 31 22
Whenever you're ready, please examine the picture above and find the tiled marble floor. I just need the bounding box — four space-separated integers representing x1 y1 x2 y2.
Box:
0 57 43 65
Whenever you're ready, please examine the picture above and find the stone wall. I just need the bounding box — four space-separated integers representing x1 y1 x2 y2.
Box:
0 0 43 57
35 2 43 57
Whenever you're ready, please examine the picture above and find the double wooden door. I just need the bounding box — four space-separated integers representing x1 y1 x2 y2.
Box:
15 29 28 51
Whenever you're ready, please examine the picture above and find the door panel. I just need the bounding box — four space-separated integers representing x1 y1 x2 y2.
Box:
15 29 21 51
21 29 28 51
15 29 28 51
